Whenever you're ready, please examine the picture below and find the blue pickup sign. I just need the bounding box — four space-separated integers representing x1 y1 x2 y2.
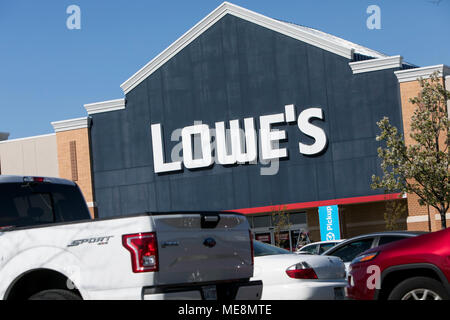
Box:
318 205 341 241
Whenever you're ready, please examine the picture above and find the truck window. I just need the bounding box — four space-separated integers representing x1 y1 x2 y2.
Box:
0 182 91 228
12 192 54 225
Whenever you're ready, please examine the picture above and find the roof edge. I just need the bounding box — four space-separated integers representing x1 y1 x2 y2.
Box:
51 117 91 133
394 64 450 83
0 133 56 145
120 1 354 95
349 55 403 74
84 98 125 115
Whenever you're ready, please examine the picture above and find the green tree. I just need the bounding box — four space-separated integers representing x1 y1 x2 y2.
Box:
383 199 408 231
271 205 290 247
372 72 450 229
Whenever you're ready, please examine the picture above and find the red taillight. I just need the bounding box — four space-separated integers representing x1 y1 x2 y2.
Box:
286 262 318 279
122 232 158 273
249 230 254 266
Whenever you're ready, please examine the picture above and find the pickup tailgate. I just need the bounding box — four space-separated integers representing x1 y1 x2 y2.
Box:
152 212 253 285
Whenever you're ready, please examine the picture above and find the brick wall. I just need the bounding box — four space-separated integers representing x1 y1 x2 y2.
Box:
55 127 96 218
342 200 408 237
398 73 448 232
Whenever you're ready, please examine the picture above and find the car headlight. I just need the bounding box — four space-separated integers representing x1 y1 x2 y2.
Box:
351 252 379 264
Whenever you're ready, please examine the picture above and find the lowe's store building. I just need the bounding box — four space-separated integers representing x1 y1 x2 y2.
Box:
1 3 449 250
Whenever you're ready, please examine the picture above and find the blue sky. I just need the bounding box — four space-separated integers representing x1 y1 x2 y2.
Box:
1 0 449 139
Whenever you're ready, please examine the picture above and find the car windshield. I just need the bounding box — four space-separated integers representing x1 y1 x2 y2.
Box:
319 242 338 254
253 240 291 257
299 244 318 254
327 238 373 262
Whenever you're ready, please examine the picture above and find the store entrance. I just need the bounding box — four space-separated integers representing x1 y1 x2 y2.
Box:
253 224 308 252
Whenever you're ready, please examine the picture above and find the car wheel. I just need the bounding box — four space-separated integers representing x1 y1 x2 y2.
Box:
388 276 450 300
29 289 82 300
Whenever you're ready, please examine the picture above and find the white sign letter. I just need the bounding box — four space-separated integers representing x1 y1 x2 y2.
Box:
259 113 287 160
215 118 257 165
231 118 257 163
215 121 236 165
182 124 213 169
298 108 327 155
151 124 182 173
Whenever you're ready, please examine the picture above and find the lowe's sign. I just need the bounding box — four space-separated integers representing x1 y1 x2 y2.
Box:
318 205 341 241
150 104 327 174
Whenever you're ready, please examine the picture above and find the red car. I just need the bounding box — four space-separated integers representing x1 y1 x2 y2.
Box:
346 227 450 300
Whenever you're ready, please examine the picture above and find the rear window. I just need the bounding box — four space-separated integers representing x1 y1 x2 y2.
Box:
378 235 408 246
253 240 291 257
0 182 91 228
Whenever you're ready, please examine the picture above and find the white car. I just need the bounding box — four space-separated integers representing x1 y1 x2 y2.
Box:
251 241 346 300
296 240 344 255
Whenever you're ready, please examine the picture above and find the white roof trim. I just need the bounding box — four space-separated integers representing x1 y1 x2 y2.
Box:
120 1 354 94
0 133 55 145
84 98 125 115
51 117 91 133
284 23 386 59
349 55 403 74
394 64 450 83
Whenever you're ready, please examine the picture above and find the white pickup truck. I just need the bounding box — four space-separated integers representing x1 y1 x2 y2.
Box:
0 175 262 300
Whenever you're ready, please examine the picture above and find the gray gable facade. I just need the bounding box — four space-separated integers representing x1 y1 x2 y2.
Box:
89 12 404 218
